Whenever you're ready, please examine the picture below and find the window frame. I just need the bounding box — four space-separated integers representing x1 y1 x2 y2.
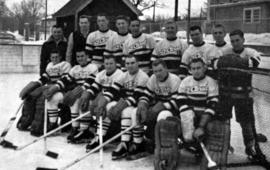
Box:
243 7 261 24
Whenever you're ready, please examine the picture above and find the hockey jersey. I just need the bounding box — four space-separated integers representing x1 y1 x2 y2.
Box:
215 42 231 55
181 42 222 78
103 32 131 69
167 76 219 115
85 30 116 68
56 63 98 90
123 33 156 73
152 38 188 75
140 73 181 106
39 61 71 84
103 69 149 106
84 68 124 99
223 47 261 68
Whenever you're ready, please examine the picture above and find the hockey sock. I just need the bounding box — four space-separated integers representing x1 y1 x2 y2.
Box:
71 112 79 128
47 109 59 124
121 114 132 142
132 125 144 144
79 111 91 131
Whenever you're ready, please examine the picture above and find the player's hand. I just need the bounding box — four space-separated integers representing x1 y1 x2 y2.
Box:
136 102 148 125
80 91 91 112
44 85 59 100
193 127 205 141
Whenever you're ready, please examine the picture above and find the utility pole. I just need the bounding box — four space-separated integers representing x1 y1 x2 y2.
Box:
44 0 48 40
174 0 178 21
153 0 156 22
187 0 191 44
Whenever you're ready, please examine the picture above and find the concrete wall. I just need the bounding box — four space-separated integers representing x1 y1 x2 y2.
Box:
0 44 41 73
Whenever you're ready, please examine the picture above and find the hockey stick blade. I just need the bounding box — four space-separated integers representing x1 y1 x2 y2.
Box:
0 140 18 149
46 150 58 159
36 168 57 170
226 159 270 169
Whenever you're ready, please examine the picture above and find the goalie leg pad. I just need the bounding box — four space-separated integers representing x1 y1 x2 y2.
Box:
30 95 45 136
154 117 181 170
200 119 230 170
17 97 36 130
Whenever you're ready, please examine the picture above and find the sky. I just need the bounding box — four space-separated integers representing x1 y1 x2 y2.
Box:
6 0 207 18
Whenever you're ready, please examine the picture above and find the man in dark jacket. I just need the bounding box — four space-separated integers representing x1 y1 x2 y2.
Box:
40 24 67 76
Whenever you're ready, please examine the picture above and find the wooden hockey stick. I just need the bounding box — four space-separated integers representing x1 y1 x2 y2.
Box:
0 101 24 148
43 99 58 159
99 116 103 168
200 142 220 170
36 125 136 170
2 111 90 150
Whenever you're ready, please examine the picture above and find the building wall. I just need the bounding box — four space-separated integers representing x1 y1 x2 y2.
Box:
210 2 270 33
0 44 41 73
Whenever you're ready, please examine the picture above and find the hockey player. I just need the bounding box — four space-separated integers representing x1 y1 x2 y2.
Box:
66 15 91 66
212 24 231 54
123 18 156 74
103 15 131 69
86 55 149 159
72 56 124 144
86 13 116 70
18 49 71 136
152 20 188 78
181 25 222 79
45 49 98 142
217 29 267 162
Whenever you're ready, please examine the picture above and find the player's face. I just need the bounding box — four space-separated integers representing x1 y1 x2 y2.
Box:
125 57 139 75
79 18 90 31
190 29 203 45
153 64 168 82
212 27 226 43
97 16 109 31
104 58 117 75
52 27 63 41
129 20 140 36
165 23 177 39
230 34 244 51
116 19 129 34
76 51 88 66
50 53 61 65
190 61 206 79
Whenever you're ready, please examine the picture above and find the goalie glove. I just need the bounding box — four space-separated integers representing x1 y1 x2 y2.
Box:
19 81 41 99
108 98 128 121
96 95 109 119
44 84 60 100
136 101 149 125
148 101 166 122
80 91 92 112
217 54 248 69
63 86 84 106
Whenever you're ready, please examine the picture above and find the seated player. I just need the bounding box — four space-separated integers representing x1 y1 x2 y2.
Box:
72 56 124 144
18 49 71 135
45 49 98 142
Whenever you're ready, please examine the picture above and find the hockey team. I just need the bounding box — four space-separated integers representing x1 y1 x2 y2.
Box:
16 13 269 170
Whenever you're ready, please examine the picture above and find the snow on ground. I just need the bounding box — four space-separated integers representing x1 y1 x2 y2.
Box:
0 58 270 170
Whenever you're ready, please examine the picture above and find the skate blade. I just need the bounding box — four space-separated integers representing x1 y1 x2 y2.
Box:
70 139 92 144
126 152 150 161
112 153 127 161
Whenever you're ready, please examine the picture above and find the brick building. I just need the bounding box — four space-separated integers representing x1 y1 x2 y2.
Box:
210 0 270 33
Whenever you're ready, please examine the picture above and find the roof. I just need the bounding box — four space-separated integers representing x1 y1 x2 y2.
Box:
210 0 270 8
53 0 142 18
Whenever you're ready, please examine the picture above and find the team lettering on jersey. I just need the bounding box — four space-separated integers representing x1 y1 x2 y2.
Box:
93 37 110 46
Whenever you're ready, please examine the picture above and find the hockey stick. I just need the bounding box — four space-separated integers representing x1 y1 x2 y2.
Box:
43 99 58 159
200 142 220 170
99 116 103 168
2 111 90 150
221 67 270 76
36 124 136 170
0 101 24 149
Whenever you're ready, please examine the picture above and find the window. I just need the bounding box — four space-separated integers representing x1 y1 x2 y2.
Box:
243 7 261 24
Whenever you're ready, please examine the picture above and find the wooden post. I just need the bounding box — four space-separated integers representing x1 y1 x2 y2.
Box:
174 0 178 21
187 0 191 44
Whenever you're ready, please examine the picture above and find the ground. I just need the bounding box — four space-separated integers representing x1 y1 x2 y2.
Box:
0 57 270 170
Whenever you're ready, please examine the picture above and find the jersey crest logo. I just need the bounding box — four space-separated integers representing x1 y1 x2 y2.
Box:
94 37 109 45
129 39 146 51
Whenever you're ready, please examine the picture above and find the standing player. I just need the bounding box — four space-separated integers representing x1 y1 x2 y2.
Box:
212 24 231 54
66 15 91 66
181 25 222 79
103 15 131 69
123 18 156 74
217 29 267 162
86 13 116 70
45 49 98 142
152 20 188 78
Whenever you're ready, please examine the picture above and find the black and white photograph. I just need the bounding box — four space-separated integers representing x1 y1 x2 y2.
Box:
1 0 270 169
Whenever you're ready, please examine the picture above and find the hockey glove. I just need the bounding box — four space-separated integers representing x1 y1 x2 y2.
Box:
63 86 84 106
136 101 149 125
108 98 128 121
96 95 108 119
19 81 41 99
44 85 60 100
80 91 91 112
193 127 205 142
148 101 165 122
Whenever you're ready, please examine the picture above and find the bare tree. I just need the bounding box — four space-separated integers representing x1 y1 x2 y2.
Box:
12 0 44 35
130 0 167 11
